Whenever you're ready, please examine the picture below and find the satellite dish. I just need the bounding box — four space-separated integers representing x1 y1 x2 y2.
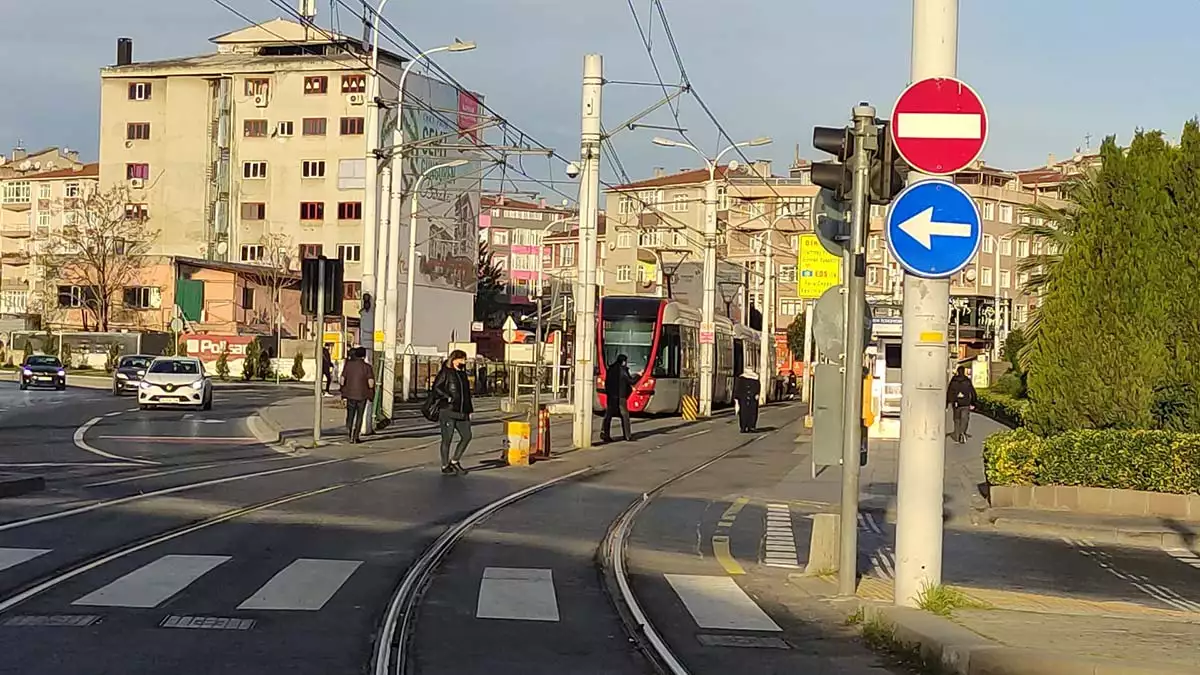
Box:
727 160 740 173
18 160 31 171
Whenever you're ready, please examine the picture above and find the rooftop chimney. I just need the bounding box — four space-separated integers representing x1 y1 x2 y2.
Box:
116 37 133 66
653 167 666 178
65 148 79 163
539 198 547 208
12 143 27 162
1046 152 1056 167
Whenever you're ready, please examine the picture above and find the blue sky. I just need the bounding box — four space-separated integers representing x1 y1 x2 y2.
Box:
3 1 1197 192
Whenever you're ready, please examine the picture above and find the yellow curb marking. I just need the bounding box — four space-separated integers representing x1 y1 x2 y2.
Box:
712 497 750 576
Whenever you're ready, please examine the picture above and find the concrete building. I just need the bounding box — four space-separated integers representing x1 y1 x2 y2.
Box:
96 17 483 348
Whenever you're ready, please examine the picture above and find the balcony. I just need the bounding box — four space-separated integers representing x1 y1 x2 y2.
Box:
0 289 29 315
1 225 31 239
0 250 30 266
1 199 30 212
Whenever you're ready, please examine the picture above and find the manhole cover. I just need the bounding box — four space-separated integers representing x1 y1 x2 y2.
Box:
160 615 255 630
696 634 792 649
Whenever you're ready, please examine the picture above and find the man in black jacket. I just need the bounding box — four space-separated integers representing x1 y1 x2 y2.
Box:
431 349 474 475
602 354 635 442
946 366 977 443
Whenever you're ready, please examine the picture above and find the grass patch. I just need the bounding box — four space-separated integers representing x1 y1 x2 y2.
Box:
916 584 989 617
844 607 864 626
859 614 943 675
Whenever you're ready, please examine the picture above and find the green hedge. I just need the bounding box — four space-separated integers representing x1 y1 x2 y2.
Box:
975 390 1029 428
983 428 1200 494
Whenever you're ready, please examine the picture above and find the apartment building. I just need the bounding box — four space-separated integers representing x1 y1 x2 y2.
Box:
0 159 98 325
96 17 483 348
479 195 575 305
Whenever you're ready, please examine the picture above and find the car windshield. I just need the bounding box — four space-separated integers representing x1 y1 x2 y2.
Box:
149 360 200 375
25 356 61 368
120 356 153 369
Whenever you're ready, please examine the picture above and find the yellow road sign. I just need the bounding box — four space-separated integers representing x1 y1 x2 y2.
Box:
798 233 842 299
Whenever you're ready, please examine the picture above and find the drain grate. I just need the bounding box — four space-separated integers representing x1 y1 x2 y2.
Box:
696 633 792 649
3 614 102 627
161 615 255 630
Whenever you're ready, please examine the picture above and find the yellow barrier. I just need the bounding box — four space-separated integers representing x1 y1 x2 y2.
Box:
681 394 698 421
504 420 531 466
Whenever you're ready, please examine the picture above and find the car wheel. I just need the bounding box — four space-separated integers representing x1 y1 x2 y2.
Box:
202 393 212 411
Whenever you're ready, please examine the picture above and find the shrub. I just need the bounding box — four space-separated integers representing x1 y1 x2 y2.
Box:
105 344 121 373
991 371 1026 398
215 344 230 381
975 390 1029 428
983 428 1200 494
291 351 306 381
242 340 260 381
255 346 273 381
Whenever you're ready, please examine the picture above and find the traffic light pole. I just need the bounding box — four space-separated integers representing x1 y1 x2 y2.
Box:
313 257 326 446
572 54 602 449
838 105 876 596
699 177 718 418
893 0 957 608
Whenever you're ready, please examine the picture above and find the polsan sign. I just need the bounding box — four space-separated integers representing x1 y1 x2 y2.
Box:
183 335 253 361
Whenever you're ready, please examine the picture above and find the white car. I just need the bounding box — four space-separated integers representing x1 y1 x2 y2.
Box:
138 356 213 410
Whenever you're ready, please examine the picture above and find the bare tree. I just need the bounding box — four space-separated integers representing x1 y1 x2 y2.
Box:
39 184 159 332
242 232 296 338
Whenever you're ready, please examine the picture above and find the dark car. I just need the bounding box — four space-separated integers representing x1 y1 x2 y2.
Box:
111 354 154 396
20 355 66 391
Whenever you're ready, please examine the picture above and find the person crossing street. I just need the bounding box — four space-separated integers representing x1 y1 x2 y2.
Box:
946 366 977 443
431 349 474 475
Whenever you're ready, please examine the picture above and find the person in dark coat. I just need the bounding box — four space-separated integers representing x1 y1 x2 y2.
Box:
431 349 474 475
946 366 977 443
602 354 634 442
321 345 334 396
734 368 761 433
339 346 374 443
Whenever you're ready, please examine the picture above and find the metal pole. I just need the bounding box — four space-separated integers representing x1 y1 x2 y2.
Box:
533 285 543 453
400 174 421 403
838 104 876 596
699 175 718 417
313 257 326 445
993 236 1001 360
572 53 602 448
359 0 387 436
758 231 773 404
894 0 956 608
802 299 815 402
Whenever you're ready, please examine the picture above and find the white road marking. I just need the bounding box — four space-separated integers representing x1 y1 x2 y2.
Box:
1065 538 1200 613
475 567 560 622
665 574 781 632
0 548 51 573
103 411 122 418
1166 549 1200 571
72 417 157 466
763 503 800 569
237 558 362 611
72 554 230 608
680 429 711 440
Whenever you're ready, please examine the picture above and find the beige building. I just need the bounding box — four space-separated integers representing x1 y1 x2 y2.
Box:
96 18 485 346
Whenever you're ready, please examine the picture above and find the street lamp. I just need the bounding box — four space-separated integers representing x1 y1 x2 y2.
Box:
396 157 470 404
649 135 773 417
376 38 475 419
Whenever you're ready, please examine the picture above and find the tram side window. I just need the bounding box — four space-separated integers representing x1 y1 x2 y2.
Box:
654 325 682 378
681 326 698 376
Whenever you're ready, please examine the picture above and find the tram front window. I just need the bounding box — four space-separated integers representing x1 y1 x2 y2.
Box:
602 317 655 376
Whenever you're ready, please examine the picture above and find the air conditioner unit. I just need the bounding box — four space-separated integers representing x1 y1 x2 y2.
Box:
129 178 145 189
347 93 365 106
253 93 268 108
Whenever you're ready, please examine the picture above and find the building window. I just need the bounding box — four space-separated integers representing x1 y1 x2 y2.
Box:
339 117 365 135
337 244 361 262
981 267 993 287
492 230 509 246
2 181 29 204
561 244 575 267
64 182 79 198
1017 271 1029 289
1019 212 1032 225
36 211 50 228
869 204 886 219
57 285 82 308
243 161 267 179
241 286 255 311
122 286 161 310
337 159 366 189
276 121 294 137
671 193 688 212
337 201 362 220
302 117 327 136
241 202 266 220
126 122 151 140
1016 238 1030 258
1014 304 1028 323
341 74 366 93
124 203 149 220
244 78 269 97
241 244 265 262
1032 240 1043 255
343 281 362 300
302 160 326 178
868 234 882 255
1000 237 1012 256
616 231 633 248
244 119 268 137
300 202 324 221
779 299 803 316
981 201 995 220
37 183 51 200
777 264 797 282
616 265 632 282
126 163 149 180
299 243 323 259
304 76 328 94
982 234 994 254
998 203 1013 224
999 269 1011 289
127 82 152 100
868 267 880 285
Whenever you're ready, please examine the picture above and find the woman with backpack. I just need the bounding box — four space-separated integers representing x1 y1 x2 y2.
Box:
427 349 474 475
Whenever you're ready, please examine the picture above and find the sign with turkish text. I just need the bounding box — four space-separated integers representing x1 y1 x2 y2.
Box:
183 334 254 362
797 233 842 299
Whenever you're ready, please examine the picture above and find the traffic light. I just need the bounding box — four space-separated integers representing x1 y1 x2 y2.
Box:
811 126 853 201
301 256 345 317
869 120 909 205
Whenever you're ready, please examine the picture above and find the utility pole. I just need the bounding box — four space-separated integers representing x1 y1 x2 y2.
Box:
313 256 326 446
572 53 602 449
359 0 389 436
837 104 876 596
893 0 957 608
699 177 719 417
758 230 774 404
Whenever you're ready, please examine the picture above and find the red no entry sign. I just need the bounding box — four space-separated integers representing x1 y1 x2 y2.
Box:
890 77 988 176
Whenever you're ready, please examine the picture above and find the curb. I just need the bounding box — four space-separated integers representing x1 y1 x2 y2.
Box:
0 473 45 498
860 604 1195 675
984 511 1198 550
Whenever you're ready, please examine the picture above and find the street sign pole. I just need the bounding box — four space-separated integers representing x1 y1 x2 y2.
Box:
313 257 326 447
838 104 876 597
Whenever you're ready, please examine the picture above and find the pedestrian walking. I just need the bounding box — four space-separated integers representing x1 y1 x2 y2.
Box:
734 368 761 433
339 346 374 443
321 344 334 397
601 354 634 442
431 349 474 476
946 366 977 443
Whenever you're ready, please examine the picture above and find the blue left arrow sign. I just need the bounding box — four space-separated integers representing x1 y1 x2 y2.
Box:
885 180 982 279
